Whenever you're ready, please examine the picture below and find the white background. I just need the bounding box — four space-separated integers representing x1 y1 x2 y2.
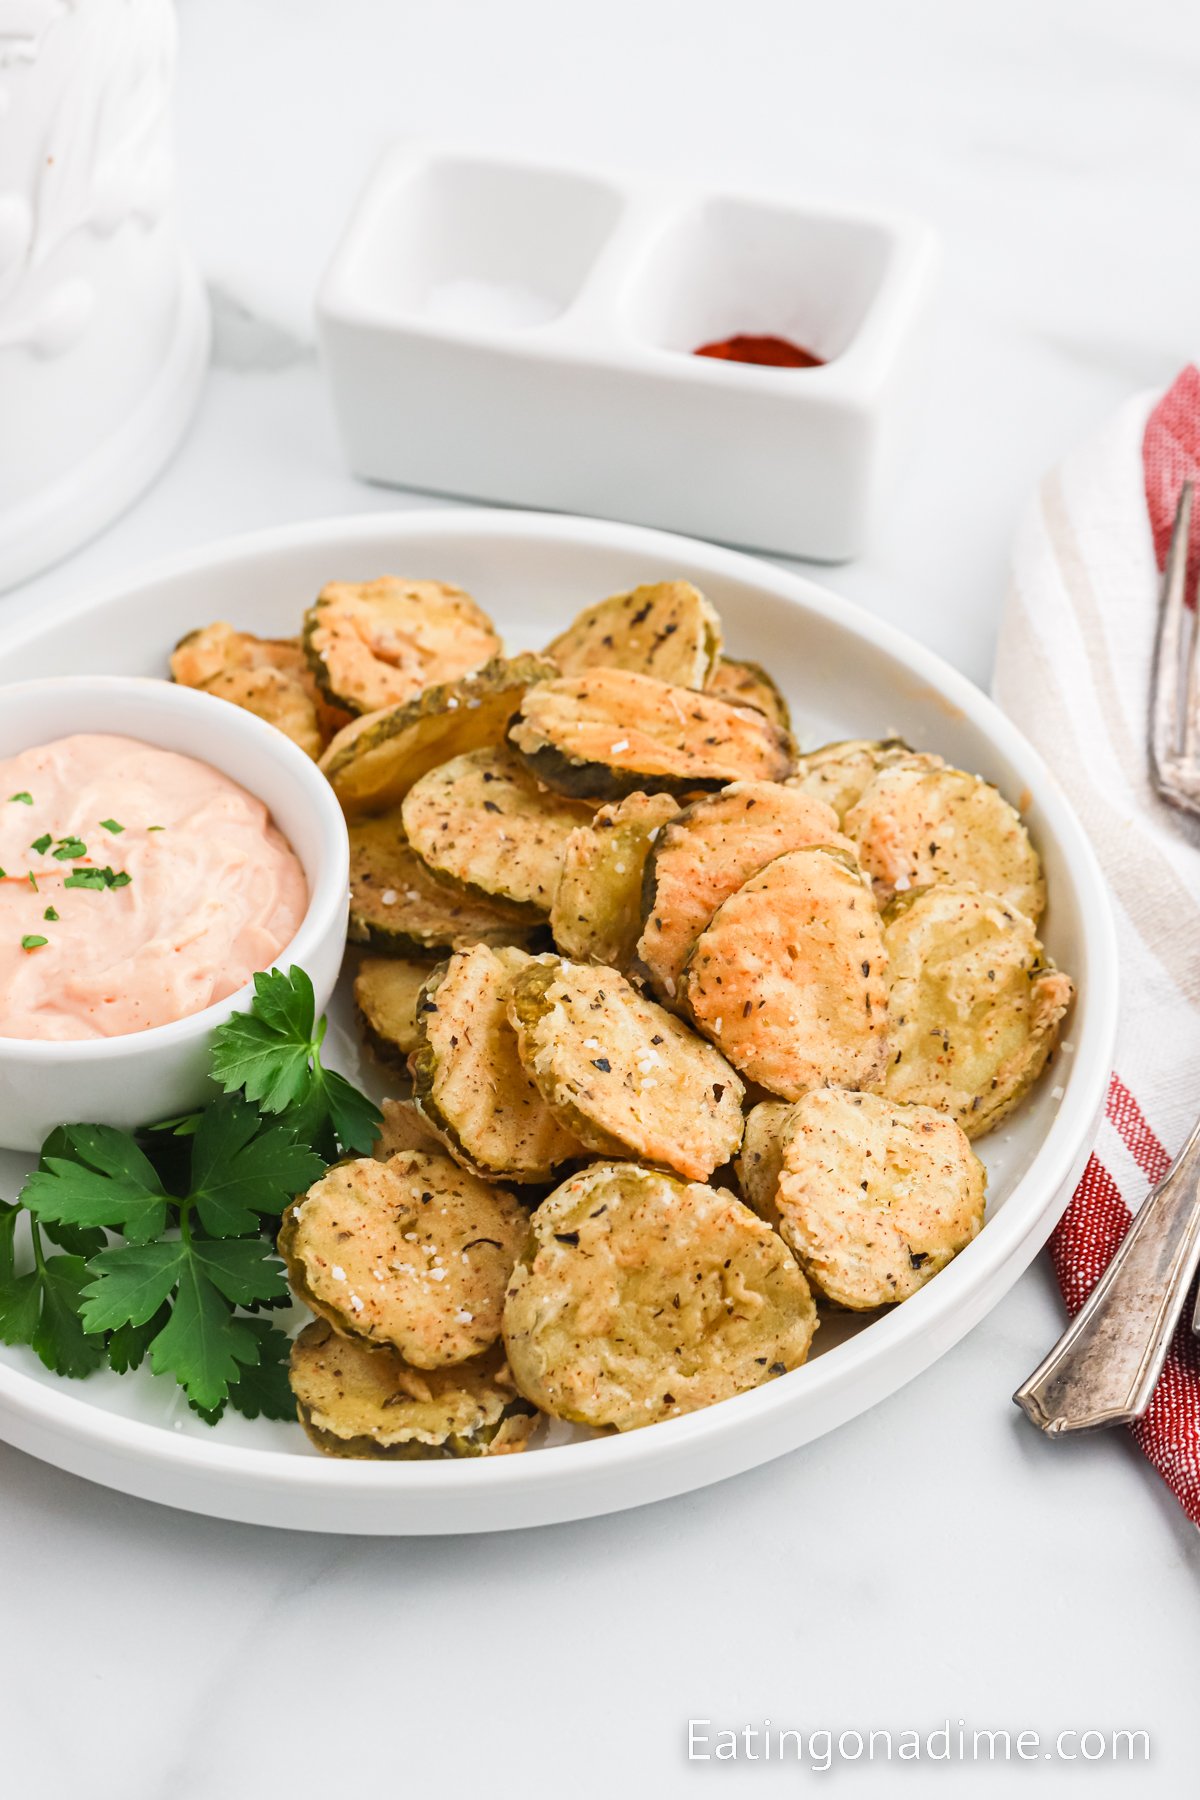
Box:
3 2 1199 1795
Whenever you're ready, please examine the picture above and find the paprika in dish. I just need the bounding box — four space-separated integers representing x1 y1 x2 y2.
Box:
693 333 823 368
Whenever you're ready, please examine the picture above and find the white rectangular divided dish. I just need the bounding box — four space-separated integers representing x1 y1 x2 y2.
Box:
318 147 938 561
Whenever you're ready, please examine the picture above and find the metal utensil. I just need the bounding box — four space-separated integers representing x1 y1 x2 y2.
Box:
1149 480 1198 816
1013 1118 1200 1432
1014 482 1200 1435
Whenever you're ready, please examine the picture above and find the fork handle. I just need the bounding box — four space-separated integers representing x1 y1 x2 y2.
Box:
1013 1118 1200 1434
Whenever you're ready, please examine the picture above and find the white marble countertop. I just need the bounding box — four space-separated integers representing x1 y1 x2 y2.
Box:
4 2 1199 1794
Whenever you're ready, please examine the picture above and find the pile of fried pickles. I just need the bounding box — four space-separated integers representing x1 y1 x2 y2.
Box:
170 575 1074 1459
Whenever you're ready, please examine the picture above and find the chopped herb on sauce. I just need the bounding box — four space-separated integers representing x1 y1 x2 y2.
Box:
43 906 59 922
30 833 51 855
99 819 124 834
8 792 32 805
63 865 131 892
20 934 47 951
52 836 88 861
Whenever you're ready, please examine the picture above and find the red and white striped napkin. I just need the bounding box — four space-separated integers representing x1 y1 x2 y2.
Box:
994 366 1200 1526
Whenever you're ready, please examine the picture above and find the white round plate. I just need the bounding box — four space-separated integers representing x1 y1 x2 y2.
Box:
0 509 1117 1534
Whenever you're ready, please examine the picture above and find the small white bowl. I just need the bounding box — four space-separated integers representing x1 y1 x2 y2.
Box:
0 677 349 1152
318 144 938 563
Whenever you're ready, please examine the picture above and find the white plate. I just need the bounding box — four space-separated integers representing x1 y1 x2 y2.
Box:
0 509 1117 1534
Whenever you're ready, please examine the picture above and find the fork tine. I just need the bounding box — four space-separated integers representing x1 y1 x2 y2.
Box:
1150 481 1194 780
1181 485 1200 764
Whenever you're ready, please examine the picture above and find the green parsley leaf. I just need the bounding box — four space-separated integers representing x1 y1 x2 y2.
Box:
80 1240 186 1333
8 791 32 804
0 868 6 879
144 1111 204 1137
188 1235 289 1309
211 966 319 1112
62 865 130 892
0 1271 40 1345
43 906 58 922
21 1124 168 1244
99 819 124 834
107 1305 170 1375
52 836 87 860
0 1200 19 1286
39 1217 107 1259
224 1320 294 1422
20 935 47 951
27 872 37 891
324 1067 385 1156
30 833 51 855
0 1235 105 1380
188 1096 324 1238
211 966 380 1155
147 1263 261 1414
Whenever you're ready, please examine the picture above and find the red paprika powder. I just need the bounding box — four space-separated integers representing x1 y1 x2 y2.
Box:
693 333 823 368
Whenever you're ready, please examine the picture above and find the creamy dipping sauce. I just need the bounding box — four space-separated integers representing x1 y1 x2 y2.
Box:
0 734 308 1041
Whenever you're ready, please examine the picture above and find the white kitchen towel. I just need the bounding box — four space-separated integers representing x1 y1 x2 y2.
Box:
994 366 1200 1523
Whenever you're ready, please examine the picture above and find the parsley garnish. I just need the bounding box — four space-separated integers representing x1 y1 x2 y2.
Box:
99 819 124 834
212 967 381 1157
20 935 47 951
30 833 51 855
63 866 130 891
8 792 32 804
0 868 5 880
147 825 164 833
52 836 88 861
17 1099 323 1416
43 906 58 922
27 873 36 892
0 1203 104 1379
0 969 379 1423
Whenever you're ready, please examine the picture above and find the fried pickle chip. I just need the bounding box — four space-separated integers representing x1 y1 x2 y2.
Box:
705 657 792 731
637 782 854 1001
544 580 722 688
503 1162 817 1430
170 621 350 758
775 1087 986 1310
349 811 543 954
507 957 744 1182
304 577 502 715
320 654 556 817
411 945 585 1183
734 1099 796 1228
680 846 889 1100
373 1097 449 1161
550 790 681 971
845 763 1045 920
508 668 795 800
354 955 432 1064
280 1151 528 1367
290 1321 537 1459
401 745 594 918
882 884 1074 1136
787 738 943 823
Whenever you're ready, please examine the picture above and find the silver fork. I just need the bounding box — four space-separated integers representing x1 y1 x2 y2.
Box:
1014 481 1200 1436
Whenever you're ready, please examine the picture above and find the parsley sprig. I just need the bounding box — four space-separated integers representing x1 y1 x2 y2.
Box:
211 966 380 1159
0 968 380 1422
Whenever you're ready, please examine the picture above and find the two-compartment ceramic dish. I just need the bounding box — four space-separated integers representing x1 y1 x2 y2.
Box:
318 147 938 561
0 509 1117 1534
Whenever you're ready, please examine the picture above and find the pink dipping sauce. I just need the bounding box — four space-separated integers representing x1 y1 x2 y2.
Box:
0 733 308 1041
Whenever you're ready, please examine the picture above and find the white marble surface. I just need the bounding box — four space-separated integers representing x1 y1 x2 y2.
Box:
3 2 1199 1794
